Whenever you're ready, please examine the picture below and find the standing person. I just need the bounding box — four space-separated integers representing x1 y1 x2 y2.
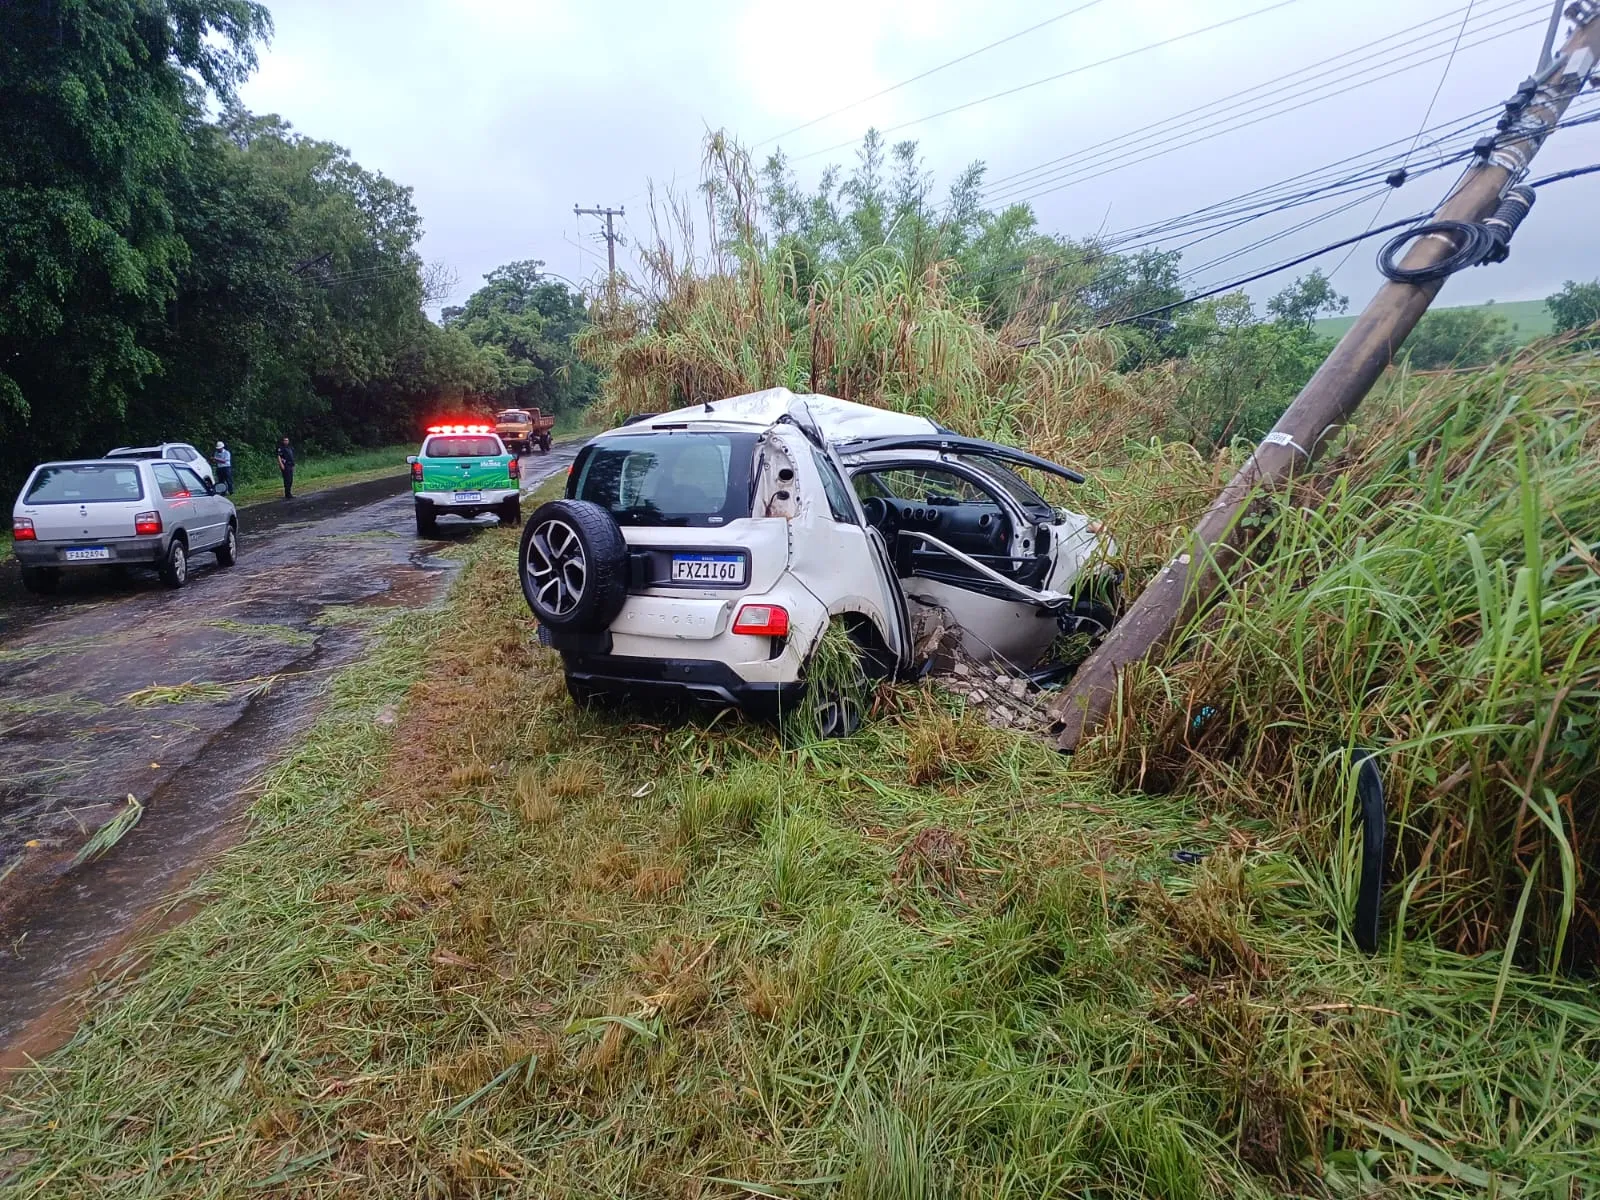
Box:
277 437 296 500
212 441 233 495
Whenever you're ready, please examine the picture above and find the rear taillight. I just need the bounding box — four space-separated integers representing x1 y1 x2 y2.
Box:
732 604 789 637
12 518 35 541
135 511 162 536
508 457 521 480
410 461 423 482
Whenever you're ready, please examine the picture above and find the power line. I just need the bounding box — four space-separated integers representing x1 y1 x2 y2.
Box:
1099 155 1600 329
1169 98 1600 293
1103 212 1430 326
1092 105 1496 250
754 0 1111 150
971 104 1498 305
981 0 1530 198
986 7 1546 208
1328 0 1480 280
972 94 1600 308
788 0 1311 164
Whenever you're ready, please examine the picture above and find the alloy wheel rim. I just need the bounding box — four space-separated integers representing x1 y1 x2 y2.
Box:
812 695 861 739
173 547 186 582
525 518 587 616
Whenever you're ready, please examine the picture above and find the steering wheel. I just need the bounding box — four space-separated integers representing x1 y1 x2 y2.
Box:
861 495 892 531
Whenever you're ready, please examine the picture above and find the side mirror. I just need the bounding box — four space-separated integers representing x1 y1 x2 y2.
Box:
203 481 217 495
406 456 418 465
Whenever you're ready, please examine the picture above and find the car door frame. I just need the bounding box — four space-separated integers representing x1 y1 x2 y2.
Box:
176 464 226 548
834 433 1086 485
781 430 912 673
843 453 1072 666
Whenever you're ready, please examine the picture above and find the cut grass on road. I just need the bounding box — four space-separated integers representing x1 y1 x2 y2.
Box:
2 500 1596 1197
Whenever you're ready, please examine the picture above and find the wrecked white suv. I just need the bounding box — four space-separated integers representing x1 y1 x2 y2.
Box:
518 388 1117 732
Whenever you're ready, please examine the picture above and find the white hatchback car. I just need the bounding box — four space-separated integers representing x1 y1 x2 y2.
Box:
105 442 216 487
519 388 1116 730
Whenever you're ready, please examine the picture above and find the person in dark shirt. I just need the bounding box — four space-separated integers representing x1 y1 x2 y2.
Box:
277 437 296 499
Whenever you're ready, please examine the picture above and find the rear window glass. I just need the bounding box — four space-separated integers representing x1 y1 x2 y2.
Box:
25 464 145 503
570 432 756 527
424 435 502 458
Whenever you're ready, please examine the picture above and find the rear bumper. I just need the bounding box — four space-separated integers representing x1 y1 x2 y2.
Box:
560 648 805 717
13 537 164 567
415 489 519 515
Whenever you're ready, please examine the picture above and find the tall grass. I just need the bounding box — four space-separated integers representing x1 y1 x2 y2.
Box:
1088 348 1600 968
5 527 1598 1197
580 135 1598 967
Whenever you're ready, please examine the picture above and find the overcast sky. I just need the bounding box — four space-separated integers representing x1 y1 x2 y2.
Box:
238 0 1600 322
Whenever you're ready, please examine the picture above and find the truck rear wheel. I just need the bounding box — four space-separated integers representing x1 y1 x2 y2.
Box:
539 434 552 453
499 496 522 527
415 500 438 537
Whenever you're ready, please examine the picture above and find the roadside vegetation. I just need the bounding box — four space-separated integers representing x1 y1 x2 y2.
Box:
1 2 595 501
4 469 1596 1196
228 444 413 506
586 136 1598 974
6 17 1599 1199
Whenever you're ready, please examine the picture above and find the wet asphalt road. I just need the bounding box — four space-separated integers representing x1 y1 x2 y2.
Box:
0 447 578 1052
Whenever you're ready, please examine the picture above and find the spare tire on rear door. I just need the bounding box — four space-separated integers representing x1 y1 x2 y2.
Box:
519 499 629 633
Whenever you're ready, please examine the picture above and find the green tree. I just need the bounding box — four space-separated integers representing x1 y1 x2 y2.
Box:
1400 307 1517 370
1165 275 1340 448
1265 269 1347 328
0 0 270 482
756 134 1182 337
1546 279 1600 346
444 261 597 414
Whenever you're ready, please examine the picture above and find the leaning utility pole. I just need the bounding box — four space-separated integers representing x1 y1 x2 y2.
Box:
574 203 625 302
1051 2 1600 752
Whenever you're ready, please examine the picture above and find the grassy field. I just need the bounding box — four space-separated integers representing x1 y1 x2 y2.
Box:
1314 298 1555 344
3 475 1595 1198
230 444 413 506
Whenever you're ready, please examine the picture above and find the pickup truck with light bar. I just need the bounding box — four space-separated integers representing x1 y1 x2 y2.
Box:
408 424 522 536
516 387 1119 736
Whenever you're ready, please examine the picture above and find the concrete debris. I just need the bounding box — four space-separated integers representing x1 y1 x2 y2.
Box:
912 607 1062 736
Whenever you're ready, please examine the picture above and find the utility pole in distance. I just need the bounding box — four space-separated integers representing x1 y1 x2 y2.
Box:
574 203 625 300
1050 3 1600 752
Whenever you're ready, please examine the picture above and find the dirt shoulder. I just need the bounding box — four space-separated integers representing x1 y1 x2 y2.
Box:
2 494 1595 1196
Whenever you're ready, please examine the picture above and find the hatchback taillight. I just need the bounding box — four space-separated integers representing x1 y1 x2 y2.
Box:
135 511 162 536
733 604 790 637
12 518 35 541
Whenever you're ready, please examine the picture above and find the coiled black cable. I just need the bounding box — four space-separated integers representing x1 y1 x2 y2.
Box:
1376 184 1536 283
1376 219 1500 283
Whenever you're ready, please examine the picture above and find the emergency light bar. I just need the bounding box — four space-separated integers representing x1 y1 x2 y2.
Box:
426 423 495 435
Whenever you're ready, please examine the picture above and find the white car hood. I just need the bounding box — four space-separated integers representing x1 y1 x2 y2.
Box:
633 387 940 443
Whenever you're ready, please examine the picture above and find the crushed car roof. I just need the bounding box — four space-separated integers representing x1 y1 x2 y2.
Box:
618 387 941 443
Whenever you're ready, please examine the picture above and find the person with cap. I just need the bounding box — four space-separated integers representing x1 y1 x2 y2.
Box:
212 441 233 495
